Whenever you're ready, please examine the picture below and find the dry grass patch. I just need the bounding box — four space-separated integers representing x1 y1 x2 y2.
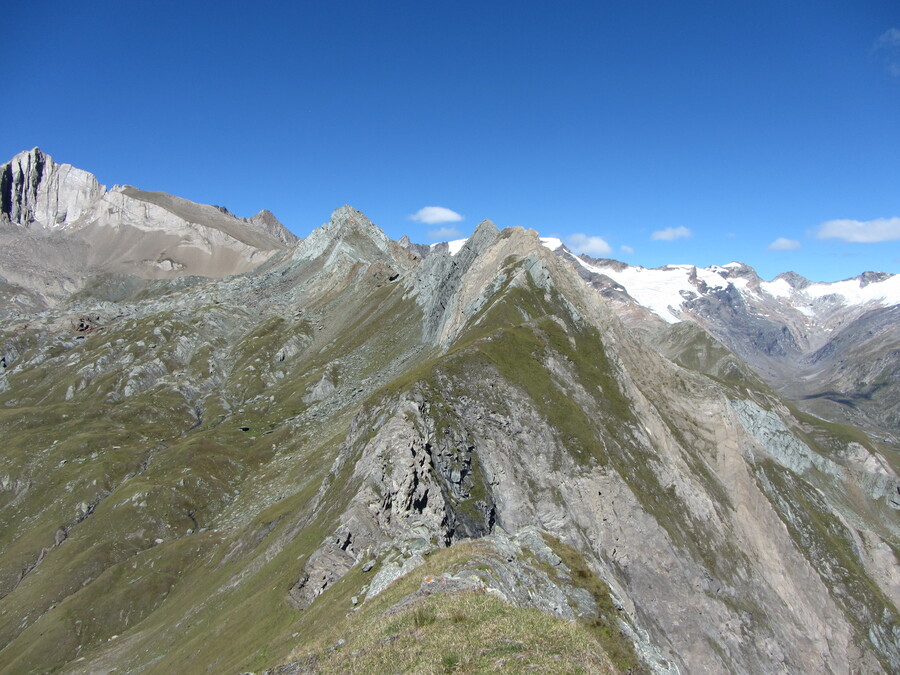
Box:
292 591 614 674
281 541 616 674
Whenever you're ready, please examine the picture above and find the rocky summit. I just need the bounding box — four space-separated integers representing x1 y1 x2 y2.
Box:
0 152 897 674
0 148 297 315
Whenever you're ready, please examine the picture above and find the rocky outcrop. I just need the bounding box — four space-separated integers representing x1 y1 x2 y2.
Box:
396 234 433 259
288 388 498 608
412 218 500 344
0 149 297 308
1 148 104 227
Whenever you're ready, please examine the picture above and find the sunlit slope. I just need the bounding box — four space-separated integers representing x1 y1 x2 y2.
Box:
0 208 896 673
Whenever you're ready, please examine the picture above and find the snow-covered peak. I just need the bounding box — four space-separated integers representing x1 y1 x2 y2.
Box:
569 256 711 323
757 272 900 313
564 253 900 323
760 278 793 299
447 238 468 255
796 276 900 305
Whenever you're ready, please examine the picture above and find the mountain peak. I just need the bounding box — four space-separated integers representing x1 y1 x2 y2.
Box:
251 208 277 222
858 271 892 287
472 218 499 237
1 147 104 227
291 205 397 264
774 270 810 289
330 203 363 219
10 146 46 163
456 219 500 258
326 204 380 234
17 146 45 162
247 208 297 245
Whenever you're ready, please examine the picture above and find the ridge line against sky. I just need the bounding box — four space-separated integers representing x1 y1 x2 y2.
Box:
3 1 899 282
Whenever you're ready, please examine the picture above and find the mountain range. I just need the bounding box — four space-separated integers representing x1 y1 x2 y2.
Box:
0 149 897 673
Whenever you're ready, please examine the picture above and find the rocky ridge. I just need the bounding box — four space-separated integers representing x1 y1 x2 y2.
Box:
0 158 897 672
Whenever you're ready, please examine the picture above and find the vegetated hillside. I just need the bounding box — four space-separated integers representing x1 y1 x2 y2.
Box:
0 206 897 674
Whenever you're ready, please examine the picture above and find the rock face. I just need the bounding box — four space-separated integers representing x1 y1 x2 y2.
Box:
1 148 105 227
0 198 897 674
413 218 501 344
0 148 297 312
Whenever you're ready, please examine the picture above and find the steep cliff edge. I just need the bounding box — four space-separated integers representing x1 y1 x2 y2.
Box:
1 148 104 227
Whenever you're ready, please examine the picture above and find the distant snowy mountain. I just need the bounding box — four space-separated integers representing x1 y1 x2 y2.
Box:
565 253 900 325
551 248 900 439
435 233 900 323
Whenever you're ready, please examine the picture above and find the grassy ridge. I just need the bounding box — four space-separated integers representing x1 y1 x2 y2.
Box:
281 542 617 674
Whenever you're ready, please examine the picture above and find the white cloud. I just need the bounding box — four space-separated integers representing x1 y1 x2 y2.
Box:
651 226 692 241
427 226 462 241
620 245 634 254
767 237 801 251
874 28 900 76
875 27 900 49
566 233 612 256
816 217 900 243
408 206 464 225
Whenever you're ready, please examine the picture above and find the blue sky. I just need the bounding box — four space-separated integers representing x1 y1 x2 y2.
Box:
3 1 899 281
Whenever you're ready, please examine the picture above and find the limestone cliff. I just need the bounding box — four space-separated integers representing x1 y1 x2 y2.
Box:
0 148 104 228
0 149 297 311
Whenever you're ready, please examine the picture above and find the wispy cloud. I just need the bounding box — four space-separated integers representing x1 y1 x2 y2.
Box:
874 28 900 76
767 237 801 251
620 245 634 254
427 226 462 241
408 206 464 225
652 226 692 241
565 233 612 256
816 217 900 243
